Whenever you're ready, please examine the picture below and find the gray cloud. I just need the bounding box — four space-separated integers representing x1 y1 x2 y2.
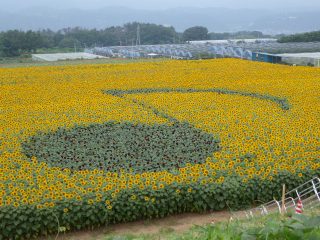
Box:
1 0 319 32
1 0 320 12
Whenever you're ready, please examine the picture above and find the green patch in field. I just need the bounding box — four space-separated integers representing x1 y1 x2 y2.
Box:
22 121 220 172
104 88 291 111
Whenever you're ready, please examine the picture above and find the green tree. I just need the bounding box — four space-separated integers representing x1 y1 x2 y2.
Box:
23 30 43 52
58 37 81 49
122 22 178 45
278 30 320 43
0 30 25 57
39 29 56 48
183 26 209 41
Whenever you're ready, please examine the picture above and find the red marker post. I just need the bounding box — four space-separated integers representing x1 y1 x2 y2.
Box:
295 200 303 214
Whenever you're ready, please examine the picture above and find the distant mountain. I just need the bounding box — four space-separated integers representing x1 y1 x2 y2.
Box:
0 7 319 34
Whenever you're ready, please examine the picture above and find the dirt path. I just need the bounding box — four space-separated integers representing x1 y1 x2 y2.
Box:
52 211 233 240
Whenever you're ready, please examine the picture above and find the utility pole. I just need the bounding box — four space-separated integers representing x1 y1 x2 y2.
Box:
131 39 134 59
136 24 141 46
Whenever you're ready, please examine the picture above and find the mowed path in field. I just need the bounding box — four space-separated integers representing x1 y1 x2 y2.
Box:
50 211 232 240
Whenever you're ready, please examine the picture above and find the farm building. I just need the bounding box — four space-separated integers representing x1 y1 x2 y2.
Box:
252 52 282 64
277 52 320 67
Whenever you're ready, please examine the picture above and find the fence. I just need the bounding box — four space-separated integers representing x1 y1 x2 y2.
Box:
232 177 320 219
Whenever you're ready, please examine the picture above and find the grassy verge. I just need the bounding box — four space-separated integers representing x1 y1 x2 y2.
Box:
0 56 166 68
101 208 320 240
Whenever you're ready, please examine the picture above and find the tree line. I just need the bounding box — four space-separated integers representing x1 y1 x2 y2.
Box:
209 31 270 40
0 22 268 57
278 30 320 43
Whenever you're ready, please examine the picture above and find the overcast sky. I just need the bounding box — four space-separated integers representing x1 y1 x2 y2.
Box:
1 0 320 12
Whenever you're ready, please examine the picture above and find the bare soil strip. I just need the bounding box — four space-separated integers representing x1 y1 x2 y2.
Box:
51 211 232 240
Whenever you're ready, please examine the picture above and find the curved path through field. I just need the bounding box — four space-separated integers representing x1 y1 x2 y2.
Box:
52 211 232 240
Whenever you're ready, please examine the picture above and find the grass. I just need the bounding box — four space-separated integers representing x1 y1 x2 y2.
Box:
100 207 320 240
0 56 166 68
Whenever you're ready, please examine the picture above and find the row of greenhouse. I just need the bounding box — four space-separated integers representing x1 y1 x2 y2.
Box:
85 40 320 67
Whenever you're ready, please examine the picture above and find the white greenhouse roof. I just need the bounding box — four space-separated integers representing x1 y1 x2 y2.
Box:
189 39 277 44
277 52 320 59
32 52 107 62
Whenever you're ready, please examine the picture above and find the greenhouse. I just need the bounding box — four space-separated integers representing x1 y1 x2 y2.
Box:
86 41 320 64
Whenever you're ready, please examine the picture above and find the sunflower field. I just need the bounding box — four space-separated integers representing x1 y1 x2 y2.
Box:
0 59 319 239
